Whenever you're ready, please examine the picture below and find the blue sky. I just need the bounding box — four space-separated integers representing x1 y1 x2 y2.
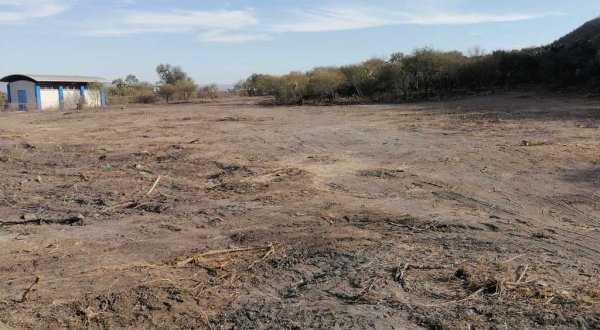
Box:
0 0 598 85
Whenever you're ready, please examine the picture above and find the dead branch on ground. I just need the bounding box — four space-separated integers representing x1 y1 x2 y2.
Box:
17 276 40 303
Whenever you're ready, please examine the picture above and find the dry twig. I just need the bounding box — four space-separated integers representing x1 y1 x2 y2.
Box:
424 287 485 307
177 246 268 267
18 276 40 303
82 261 160 274
248 243 275 270
514 264 529 285
101 201 137 213
501 254 526 264
146 175 162 196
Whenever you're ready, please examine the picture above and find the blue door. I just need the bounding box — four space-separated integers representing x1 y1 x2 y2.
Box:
17 90 27 111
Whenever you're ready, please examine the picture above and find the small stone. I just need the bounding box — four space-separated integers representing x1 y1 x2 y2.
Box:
22 213 38 221
21 142 36 149
35 176 43 183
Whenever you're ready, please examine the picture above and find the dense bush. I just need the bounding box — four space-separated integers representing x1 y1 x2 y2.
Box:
174 80 197 101
109 65 199 104
107 75 155 100
307 68 346 101
271 72 309 105
156 65 197 102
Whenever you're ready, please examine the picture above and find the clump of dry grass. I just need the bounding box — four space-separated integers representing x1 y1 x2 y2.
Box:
440 260 599 310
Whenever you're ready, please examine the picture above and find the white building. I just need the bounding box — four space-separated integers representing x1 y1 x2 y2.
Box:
1 74 107 111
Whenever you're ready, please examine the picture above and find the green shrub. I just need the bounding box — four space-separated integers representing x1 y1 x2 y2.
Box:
271 72 309 105
157 84 177 102
174 80 197 101
307 68 346 101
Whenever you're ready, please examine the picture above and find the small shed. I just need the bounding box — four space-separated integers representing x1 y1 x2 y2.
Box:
1 74 108 111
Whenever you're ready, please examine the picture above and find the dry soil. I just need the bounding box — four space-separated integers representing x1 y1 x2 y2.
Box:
0 94 598 329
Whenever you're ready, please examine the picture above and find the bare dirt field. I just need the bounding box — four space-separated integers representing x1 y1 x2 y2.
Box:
0 94 598 329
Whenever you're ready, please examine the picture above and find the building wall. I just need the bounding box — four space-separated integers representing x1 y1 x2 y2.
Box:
40 89 60 110
63 88 81 109
85 89 102 107
8 80 36 110
6 81 105 110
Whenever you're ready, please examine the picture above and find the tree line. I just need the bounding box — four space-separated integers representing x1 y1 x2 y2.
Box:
236 39 600 105
106 18 600 106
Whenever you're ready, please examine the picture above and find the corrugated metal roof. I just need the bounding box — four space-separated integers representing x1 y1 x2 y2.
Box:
0 74 108 83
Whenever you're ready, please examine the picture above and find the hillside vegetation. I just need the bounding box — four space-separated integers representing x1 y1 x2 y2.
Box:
238 17 600 105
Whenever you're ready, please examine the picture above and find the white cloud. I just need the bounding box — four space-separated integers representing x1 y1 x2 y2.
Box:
80 2 559 43
198 30 272 43
83 9 263 41
83 27 191 37
127 10 258 30
404 12 549 25
273 7 397 33
272 4 558 33
0 0 70 23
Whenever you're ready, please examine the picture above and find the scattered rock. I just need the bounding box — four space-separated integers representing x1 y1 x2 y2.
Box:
454 268 471 281
482 222 501 232
359 169 404 179
21 142 36 149
159 223 182 232
21 213 38 221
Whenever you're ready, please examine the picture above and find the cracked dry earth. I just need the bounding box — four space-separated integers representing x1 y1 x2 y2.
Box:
0 94 598 329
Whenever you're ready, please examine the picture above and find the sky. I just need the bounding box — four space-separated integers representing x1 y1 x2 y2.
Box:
0 0 599 85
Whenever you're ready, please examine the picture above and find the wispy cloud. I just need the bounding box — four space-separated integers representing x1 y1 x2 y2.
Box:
84 27 191 37
0 0 71 23
198 30 272 43
272 4 558 33
127 10 259 29
83 9 261 41
81 2 559 43
272 7 397 33
403 12 553 25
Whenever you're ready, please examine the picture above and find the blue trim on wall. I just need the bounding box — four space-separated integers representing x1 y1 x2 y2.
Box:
35 84 41 110
6 84 11 104
58 85 64 110
100 88 106 107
